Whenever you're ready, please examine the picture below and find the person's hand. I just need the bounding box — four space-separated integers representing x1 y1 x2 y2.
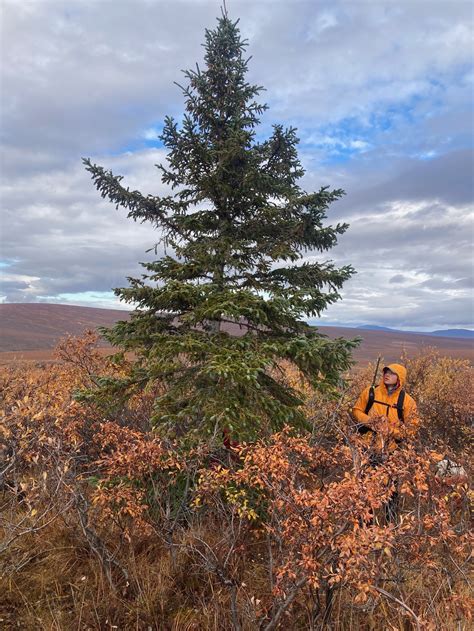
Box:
375 415 391 437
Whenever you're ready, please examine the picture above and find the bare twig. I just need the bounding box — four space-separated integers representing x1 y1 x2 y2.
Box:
75 492 130 592
261 576 308 631
371 585 421 631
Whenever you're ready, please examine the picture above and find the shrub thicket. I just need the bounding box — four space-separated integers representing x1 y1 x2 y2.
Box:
0 333 471 630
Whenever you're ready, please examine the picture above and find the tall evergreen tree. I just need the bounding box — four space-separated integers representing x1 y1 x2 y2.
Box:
83 10 357 443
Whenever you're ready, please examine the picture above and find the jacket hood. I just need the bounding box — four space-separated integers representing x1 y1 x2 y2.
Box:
380 363 407 389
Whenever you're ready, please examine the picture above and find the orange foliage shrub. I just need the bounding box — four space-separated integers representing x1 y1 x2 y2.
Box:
195 430 471 629
403 349 472 455
0 333 472 630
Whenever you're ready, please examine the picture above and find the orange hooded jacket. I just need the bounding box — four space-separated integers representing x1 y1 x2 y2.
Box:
351 363 419 451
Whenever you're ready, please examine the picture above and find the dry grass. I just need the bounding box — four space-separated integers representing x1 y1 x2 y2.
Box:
2 522 472 630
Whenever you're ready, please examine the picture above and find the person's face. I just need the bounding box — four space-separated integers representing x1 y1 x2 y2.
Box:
383 368 399 386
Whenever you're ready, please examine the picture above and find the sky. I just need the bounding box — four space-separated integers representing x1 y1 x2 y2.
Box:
1 0 473 331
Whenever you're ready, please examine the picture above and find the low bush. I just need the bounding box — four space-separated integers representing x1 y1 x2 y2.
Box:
0 333 471 630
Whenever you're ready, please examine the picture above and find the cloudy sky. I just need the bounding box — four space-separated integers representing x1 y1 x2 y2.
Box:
1 0 473 330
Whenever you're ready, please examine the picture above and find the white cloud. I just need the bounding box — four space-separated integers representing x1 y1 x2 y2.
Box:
142 127 162 140
349 140 370 151
0 0 472 329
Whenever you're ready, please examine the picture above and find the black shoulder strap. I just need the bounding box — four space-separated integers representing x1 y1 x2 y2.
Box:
364 385 405 422
364 385 376 414
396 389 405 422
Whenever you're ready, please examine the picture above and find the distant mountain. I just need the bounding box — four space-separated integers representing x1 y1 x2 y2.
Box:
429 329 474 339
334 324 473 339
358 325 398 332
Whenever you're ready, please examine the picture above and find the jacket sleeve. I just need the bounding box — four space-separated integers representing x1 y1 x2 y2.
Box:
351 387 372 425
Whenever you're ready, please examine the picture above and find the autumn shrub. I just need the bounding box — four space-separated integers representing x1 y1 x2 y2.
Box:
194 429 471 630
402 348 472 456
0 333 472 630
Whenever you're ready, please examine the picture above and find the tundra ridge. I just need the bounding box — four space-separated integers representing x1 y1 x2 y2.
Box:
1 303 472 364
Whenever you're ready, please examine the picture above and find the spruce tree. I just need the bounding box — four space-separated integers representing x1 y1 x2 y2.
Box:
83 10 357 444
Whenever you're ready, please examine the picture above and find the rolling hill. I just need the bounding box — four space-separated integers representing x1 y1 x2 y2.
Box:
0 303 472 364
0 303 130 352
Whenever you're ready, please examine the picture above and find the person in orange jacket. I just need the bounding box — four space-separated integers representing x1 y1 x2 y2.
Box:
352 362 419 453
351 362 420 521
